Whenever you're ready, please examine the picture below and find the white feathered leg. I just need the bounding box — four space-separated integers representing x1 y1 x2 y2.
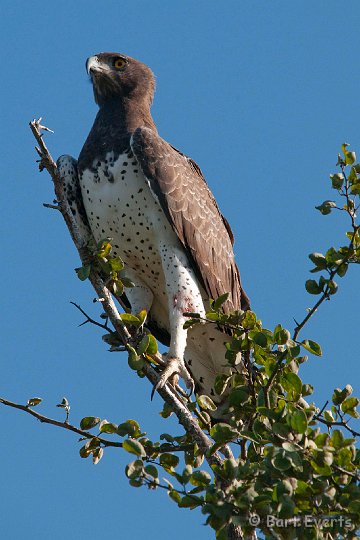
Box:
153 243 206 394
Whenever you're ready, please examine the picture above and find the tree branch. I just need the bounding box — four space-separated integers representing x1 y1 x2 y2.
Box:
293 165 360 341
0 397 122 448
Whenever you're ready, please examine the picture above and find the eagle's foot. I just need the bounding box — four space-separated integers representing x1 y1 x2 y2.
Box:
151 356 195 399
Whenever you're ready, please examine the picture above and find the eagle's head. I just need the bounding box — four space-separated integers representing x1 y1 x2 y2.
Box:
86 52 155 107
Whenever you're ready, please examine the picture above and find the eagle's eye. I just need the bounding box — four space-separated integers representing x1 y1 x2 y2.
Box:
113 57 127 70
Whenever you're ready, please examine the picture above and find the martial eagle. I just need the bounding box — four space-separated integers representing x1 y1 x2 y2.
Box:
58 52 249 402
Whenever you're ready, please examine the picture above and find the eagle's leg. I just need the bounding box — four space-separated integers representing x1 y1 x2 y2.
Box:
154 244 206 395
57 155 93 243
121 269 154 320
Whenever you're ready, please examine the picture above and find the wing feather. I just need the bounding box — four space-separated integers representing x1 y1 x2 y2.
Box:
131 127 249 312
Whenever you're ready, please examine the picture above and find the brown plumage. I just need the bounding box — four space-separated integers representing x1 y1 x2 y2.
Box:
131 127 250 313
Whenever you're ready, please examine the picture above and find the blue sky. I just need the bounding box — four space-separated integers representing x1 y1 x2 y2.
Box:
1 2 360 539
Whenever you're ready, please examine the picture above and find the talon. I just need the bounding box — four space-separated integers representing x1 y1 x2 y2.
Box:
151 356 194 400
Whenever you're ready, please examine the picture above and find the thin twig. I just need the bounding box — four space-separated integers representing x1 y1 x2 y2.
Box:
71 301 113 333
314 415 360 438
332 464 360 481
0 397 122 448
293 164 360 341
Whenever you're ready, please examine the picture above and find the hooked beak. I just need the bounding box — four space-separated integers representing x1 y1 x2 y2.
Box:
86 55 100 75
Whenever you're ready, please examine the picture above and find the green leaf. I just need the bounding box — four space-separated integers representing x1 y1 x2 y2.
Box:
272 452 292 471
300 339 322 356
310 460 332 476
229 387 251 407
282 441 300 452
274 326 290 345
146 334 158 354
92 447 104 465
160 453 179 470
80 416 101 430
332 387 347 405
197 395 217 411
242 311 257 329
325 247 343 265
309 252 327 268
120 313 141 326
214 374 230 396
305 279 322 295
112 280 124 296
125 459 144 479
168 490 182 504
252 332 268 347
117 419 141 438
129 478 143 488
136 310 147 325
350 181 360 195
121 277 136 288
190 470 211 487
75 264 91 281
278 494 295 519
348 500 360 514
330 430 344 449
206 312 221 323
79 445 92 459
99 420 118 434
302 383 314 396
122 439 146 457
315 200 337 215
290 409 308 434
330 173 344 190
137 334 150 355
144 464 158 478
273 423 291 438
160 402 174 418
323 410 334 422
178 495 203 509
281 373 302 397
341 142 350 155
213 292 230 311
210 423 238 444
56 397 69 409
327 279 338 295
127 346 145 371
341 397 359 414
102 333 122 347
183 318 202 329
345 151 356 165
222 458 238 481
108 256 124 272
337 447 353 467
336 263 348 277
27 397 42 407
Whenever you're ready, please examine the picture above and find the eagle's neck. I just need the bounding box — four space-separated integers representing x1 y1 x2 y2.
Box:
78 97 157 171
99 97 156 134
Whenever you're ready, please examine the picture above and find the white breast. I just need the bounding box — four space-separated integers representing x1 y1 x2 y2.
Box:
79 151 181 301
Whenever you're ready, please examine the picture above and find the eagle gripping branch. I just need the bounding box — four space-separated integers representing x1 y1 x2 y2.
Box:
27 118 231 471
